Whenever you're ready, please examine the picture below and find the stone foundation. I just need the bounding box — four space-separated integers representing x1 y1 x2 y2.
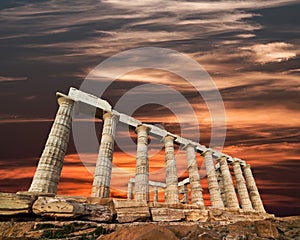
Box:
0 192 274 224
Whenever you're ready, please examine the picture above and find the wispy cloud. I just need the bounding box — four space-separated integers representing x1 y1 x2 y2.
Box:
0 76 27 82
241 42 298 63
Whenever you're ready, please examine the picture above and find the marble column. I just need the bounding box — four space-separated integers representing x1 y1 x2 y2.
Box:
203 150 224 208
216 168 227 207
127 182 133 200
182 184 189 204
28 94 74 194
232 160 253 211
164 135 179 204
154 186 158 203
218 156 239 209
134 125 150 202
92 112 119 198
243 164 266 212
185 144 204 206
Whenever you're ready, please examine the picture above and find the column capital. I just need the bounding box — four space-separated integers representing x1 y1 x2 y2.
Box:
162 134 176 143
103 111 120 121
217 155 228 162
232 159 241 165
243 164 251 169
182 142 196 151
135 124 151 134
201 149 212 156
56 93 74 105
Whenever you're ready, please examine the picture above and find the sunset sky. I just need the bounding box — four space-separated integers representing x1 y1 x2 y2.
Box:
0 0 299 217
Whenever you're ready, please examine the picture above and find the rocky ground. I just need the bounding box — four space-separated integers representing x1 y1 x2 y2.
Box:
0 193 299 239
0 216 299 239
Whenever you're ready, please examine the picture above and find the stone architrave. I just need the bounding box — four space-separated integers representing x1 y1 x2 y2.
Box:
28 94 74 194
232 160 253 211
243 164 266 212
218 156 239 209
203 150 224 208
91 112 119 198
185 144 204 206
164 135 179 204
134 125 150 202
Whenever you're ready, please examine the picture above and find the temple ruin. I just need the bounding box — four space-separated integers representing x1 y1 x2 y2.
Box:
27 87 266 215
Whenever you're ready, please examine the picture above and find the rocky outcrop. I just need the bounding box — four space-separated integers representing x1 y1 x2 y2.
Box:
0 216 299 239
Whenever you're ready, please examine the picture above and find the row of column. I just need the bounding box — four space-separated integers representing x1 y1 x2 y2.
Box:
28 95 265 213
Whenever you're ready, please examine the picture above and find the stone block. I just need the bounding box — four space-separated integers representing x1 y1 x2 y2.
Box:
32 196 113 222
0 192 36 215
184 209 209 222
113 199 147 208
151 208 185 222
116 206 150 223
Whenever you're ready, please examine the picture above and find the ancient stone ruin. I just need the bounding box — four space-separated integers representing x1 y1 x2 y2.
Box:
0 87 274 224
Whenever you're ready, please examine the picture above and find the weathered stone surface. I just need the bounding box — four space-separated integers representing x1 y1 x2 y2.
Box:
28 95 74 194
164 135 179 204
0 192 36 215
135 125 150 202
184 209 209 222
32 196 113 222
185 144 204 206
113 200 150 223
116 207 150 223
98 224 178 240
92 112 119 198
203 151 224 208
0 216 299 239
151 208 185 222
113 199 147 208
255 221 280 238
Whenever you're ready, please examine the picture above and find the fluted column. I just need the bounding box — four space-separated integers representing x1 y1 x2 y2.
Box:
218 156 239 209
164 135 179 204
203 150 224 208
154 186 158 203
92 112 119 197
216 168 227 207
232 160 253 211
127 182 133 200
185 144 204 205
182 184 189 204
243 164 266 212
29 94 74 194
134 125 150 202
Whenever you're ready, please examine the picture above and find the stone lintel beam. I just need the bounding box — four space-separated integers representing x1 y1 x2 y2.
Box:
218 156 240 209
91 111 119 198
68 87 111 112
202 150 224 208
232 160 253 211
178 178 190 187
164 135 179 204
243 164 266 213
28 93 74 194
134 124 150 202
